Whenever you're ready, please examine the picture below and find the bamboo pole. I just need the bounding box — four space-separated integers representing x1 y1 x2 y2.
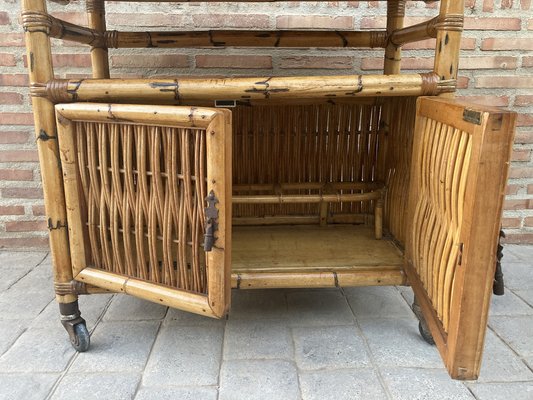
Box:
21 0 76 305
105 30 387 49
434 0 464 97
384 0 406 75
232 192 382 204
86 0 109 78
33 73 454 104
389 16 438 47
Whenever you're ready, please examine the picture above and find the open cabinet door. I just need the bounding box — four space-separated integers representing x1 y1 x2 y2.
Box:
55 103 232 319
405 97 516 379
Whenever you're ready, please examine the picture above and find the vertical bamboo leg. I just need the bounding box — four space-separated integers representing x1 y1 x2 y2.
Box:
384 0 406 75
87 0 110 78
434 0 464 97
22 0 89 351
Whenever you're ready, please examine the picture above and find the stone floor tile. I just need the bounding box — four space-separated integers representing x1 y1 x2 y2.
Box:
358 318 442 368
0 265 35 292
0 251 48 270
142 324 223 387
135 386 218 400
503 245 533 263
12 262 53 291
300 369 387 400
0 320 27 356
397 286 415 307
224 319 293 360
229 289 288 320
165 308 226 327
69 321 160 373
0 327 75 372
514 289 533 308
293 325 371 370
489 316 533 358
467 382 533 400
345 286 415 319
0 373 59 400
103 295 167 321
0 288 53 320
490 290 533 316
381 367 475 400
219 359 300 400
286 289 355 327
50 372 140 400
501 263 533 291
478 330 533 382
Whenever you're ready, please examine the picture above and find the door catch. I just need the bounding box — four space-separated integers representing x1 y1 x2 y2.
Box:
204 190 219 252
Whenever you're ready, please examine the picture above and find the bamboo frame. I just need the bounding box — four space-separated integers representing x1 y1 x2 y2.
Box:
56 103 232 318
86 0 109 78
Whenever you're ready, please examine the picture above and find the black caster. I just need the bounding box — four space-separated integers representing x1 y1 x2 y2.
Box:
418 320 435 345
59 300 91 352
71 322 90 352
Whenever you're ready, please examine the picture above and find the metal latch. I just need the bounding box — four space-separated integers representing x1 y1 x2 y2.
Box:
204 190 219 252
463 109 481 125
215 99 237 108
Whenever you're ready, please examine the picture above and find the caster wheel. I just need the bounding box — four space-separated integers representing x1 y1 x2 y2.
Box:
418 321 435 345
71 323 90 352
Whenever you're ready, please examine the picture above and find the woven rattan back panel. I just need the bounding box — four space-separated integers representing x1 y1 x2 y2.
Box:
232 103 386 219
74 121 208 293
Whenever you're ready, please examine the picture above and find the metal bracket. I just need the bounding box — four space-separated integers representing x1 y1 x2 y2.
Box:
463 109 482 125
204 190 219 252
493 230 505 295
54 280 88 296
59 301 86 346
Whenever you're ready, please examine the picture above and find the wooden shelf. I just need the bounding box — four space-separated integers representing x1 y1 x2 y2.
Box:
231 224 406 289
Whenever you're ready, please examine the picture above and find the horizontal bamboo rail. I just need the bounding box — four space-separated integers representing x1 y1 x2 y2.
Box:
32 73 454 103
233 192 381 204
389 14 463 46
234 182 384 192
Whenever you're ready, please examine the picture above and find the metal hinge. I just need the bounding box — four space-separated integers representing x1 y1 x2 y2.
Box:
204 190 219 252
463 109 481 125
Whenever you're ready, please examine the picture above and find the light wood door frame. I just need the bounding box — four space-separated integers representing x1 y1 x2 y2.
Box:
55 103 232 319
405 97 515 379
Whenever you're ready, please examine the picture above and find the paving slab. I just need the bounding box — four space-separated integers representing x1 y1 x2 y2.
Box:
12 262 53 291
503 245 533 263
501 263 533 291
0 265 36 292
223 319 293 360
489 290 533 316
299 369 387 400
0 373 59 400
358 318 442 368
104 294 167 321
142 324 223 387
165 308 226 327
134 386 218 400
514 289 533 307
381 367 475 400
0 327 75 372
69 321 160 373
0 319 27 356
489 315 533 358
345 286 415 319
293 325 372 370
50 372 140 400
219 359 300 400
467 382 533 400
478 330 533 382
286 289 355 327
229 289 288 320
0 288 54 320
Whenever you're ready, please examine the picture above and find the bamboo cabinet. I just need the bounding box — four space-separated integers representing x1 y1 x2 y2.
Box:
21 0 516 380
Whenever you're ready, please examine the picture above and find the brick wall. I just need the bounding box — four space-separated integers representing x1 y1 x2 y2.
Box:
0 0 531 248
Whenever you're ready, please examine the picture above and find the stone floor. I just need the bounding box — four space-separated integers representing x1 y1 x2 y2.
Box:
0 245 532 400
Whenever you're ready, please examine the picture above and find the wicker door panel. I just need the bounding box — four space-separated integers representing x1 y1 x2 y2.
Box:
56 103 232 319
405 97 515 379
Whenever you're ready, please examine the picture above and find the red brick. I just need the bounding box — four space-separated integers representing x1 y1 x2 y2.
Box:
0 92 23 104
502 233 533 245
0 150 38 162
483 0 494 12
506 184 521 195
0 74 29 87
53 12 87 26
482 38 533 51
0 205 25 216
0 131 29 144
528 184 533 194
0 53 16 66
512 149 531 162
515 95 533 106
464 17 521 31
280 56 352 69
525 217 533 227
108 13 186 27
457 76 470 89
502 217 521 229
476 75 533 88
112 55 189 68
0 113 34 126
459 56 517 70
523 57 533 67
457 95 509 107
514 131 533 144
361 17 426 29
509 166 533 179
0 33 24 47
517 113 533 127
0 169 33 181
196 55 272 69
2 187 43 199
277 15 353 29
504 199 529 210
32 205 46 216
192 14 270 29
0 12 9 25
0 237 49 249
50 54 92 68
521 0 531 9
501 0 514 8
5 220 47 232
